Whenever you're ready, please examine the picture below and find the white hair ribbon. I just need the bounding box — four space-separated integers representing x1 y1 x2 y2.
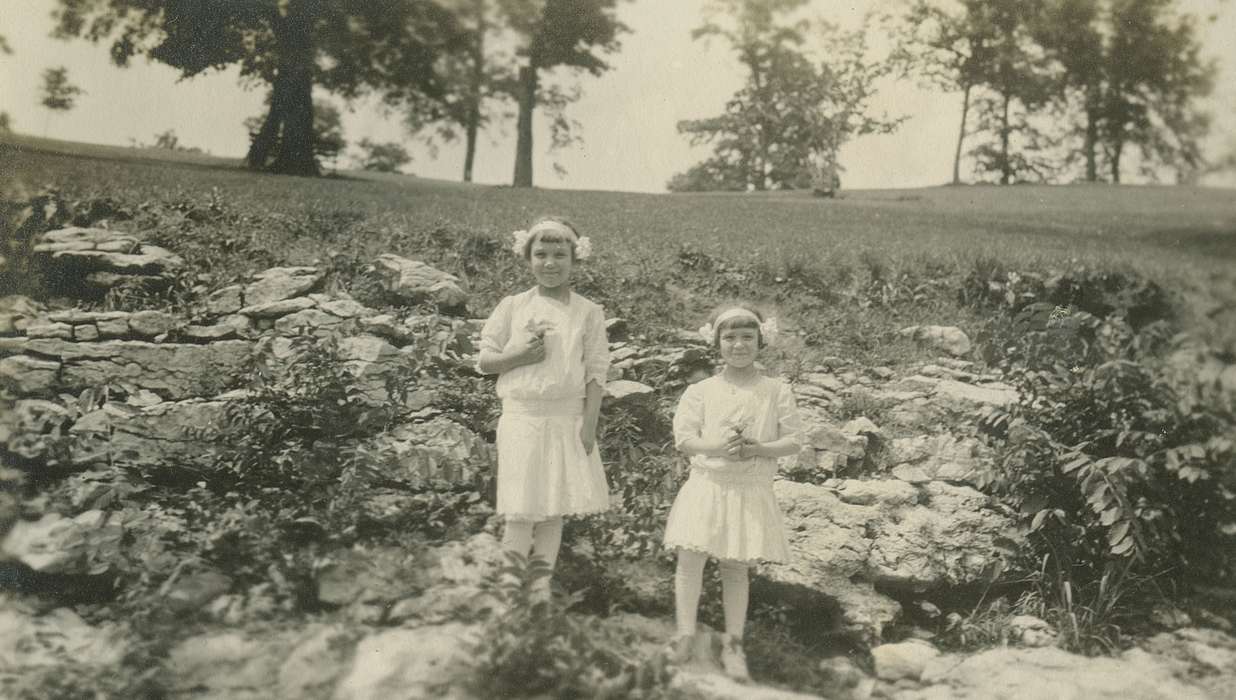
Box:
510 221 593 259
697 308 779 344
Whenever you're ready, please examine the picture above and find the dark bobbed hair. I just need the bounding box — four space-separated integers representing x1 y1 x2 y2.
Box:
708 302 767 348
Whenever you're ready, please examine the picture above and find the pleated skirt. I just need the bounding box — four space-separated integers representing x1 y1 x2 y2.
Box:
663 467 790 563
495 398 611 521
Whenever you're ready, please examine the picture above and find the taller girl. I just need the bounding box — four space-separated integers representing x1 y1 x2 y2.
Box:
477 216 611 590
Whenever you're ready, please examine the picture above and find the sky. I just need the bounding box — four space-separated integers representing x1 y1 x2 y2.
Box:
2 0 1234 192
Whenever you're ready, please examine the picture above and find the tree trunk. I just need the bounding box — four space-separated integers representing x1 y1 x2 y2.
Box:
462 0 485 183
1083 84 1099 182
244 0 319 176
952 83 972 185
999 92 1012 185
1111 138 1123 184
512 64 537 188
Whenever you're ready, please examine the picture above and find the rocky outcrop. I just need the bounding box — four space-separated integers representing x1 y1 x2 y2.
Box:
31 227 184 297
0 337 251 399
372 254 469 311
762 479 1018 644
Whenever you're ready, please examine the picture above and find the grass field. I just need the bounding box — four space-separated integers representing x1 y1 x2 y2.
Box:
4 134 1235 360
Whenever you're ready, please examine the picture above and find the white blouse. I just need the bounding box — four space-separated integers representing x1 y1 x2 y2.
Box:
479 288 609 401
672 375 803 475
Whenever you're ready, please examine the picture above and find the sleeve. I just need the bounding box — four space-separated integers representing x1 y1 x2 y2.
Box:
776 381 804 447
477 296 513 370
672 384 705 451
583 302 610 387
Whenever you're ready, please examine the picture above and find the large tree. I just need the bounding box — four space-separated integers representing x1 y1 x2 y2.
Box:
672 0 900 191
1098 0 1214 183
406 0 516 182
965 0 1058 184
499 0 627 187
53 0 465 176
892 0 999 184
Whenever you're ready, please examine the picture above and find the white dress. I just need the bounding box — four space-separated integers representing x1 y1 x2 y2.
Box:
663 375 803 562
480 288 611 521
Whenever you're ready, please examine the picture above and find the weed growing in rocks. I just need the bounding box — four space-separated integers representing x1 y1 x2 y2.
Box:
471 552 674 699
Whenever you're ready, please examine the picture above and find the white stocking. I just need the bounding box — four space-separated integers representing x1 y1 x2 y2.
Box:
532 516 564 568
674 549 707 636
502 518 534 558
719 560 749 638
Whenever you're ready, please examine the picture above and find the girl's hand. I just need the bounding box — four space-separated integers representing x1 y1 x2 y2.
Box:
510 334 546 367
725 431 762 459
580 422 597 455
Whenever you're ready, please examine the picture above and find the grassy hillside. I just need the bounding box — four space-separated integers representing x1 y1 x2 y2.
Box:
4 135 1235 362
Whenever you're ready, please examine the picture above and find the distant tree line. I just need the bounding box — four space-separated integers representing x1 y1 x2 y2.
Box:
891 0 1216 186
51 0 628 186
669 0 1218 192
39 1 1224 189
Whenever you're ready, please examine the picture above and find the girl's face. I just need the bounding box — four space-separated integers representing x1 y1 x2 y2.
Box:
528 237 574 290
718 325 760 368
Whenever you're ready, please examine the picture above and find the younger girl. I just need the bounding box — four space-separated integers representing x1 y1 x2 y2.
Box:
477 216 611 593
662 304 802 680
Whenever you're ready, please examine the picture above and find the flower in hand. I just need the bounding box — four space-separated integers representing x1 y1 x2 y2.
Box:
525 318 555 339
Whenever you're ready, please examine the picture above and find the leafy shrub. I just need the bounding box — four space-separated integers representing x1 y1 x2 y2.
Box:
471 552 673 699
961 259 1173 330
978 307 1236 651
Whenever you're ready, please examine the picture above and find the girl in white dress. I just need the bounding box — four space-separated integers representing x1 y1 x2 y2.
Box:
477 217 611 593
662 304 803 680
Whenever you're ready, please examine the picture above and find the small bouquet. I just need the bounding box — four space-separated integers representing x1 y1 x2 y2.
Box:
525 318 555 339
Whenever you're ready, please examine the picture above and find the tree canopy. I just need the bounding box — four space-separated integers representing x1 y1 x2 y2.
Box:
671 0 901 192
53 0 467 176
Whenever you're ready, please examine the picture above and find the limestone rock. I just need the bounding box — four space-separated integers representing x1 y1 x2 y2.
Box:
0 399 72 460
316 546 429 612
334 623 479 700
605 379 655 401
1 509 121 574
884 435 993 485
167 630 292 697
372 254 469 311
25 321 73 339
866 481 1015 590
1008 615 1056 647
184 314 252 341
0 607 126 675
807 424 867 460
243 266 323 307
0 337 251 399
765 479 1018 641
873 640 940 681
904 646 1214 699
239 295 317 318
899 325 972 357
204 284 244 316
0 354 60 395
764 481 900 643
70 398 230 469
163 569 233 612
34 228 184 276
0 295 45 335
128 310 178 338
276 625 359 698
